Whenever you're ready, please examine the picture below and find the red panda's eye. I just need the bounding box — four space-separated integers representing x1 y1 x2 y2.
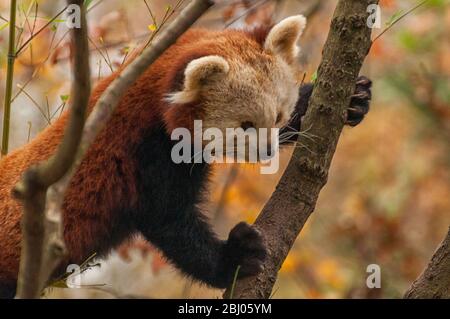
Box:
241 121 254 130
276 113 282 124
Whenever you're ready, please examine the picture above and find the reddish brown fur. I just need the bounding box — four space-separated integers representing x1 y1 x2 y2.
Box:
0 27 270 289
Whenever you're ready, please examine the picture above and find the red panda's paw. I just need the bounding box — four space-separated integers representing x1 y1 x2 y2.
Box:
346 75 372 127
221 222 267 282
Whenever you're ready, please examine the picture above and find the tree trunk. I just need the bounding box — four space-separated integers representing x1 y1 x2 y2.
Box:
225 0 378 299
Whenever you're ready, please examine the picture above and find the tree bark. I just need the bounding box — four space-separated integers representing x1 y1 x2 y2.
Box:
226 0 378 299
404 228 450 299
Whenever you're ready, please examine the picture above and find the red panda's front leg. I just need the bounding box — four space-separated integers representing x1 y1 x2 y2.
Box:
137 206 266 288
134 136 267 288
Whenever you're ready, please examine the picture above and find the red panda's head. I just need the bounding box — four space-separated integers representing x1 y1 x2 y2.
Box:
164 15 307 160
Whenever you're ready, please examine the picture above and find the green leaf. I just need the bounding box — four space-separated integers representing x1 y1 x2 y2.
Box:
385 10 404 27
49 280 69 289
0 22 9 31
311 71 318 83
427 0 446 7
398 31 419 51
60 94 69 102
435 77 450 104
41 17 65 23
398 30 436 53
229 265 241 299
84 0 95 8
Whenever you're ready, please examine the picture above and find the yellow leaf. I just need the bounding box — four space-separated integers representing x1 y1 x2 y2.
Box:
280 252 299 273
316 258 346 290
317 259 339 279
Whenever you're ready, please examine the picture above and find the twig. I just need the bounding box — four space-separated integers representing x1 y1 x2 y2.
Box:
27 121 32 142
88 36 114 72
372 0 429 43
228 265 241 299
11 0 106 103
15 84 51 124
11 29 71 104
87 0 104 13
224 0 269 28
15 5 68 56
143 0 158 27
142 0 186 50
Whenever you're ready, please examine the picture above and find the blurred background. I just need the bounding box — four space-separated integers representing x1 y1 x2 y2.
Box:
0 0 449 298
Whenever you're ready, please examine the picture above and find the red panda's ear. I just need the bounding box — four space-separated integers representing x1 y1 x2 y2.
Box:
166 55 229 104
264 15 306 65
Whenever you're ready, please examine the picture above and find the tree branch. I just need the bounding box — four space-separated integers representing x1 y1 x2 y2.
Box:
404 228 450 299
14 0 91 299
225 0 378 299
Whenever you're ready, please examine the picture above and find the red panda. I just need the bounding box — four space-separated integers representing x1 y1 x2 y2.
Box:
0 15 371 298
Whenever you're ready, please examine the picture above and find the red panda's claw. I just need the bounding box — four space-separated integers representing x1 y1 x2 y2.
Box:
346 75 372 127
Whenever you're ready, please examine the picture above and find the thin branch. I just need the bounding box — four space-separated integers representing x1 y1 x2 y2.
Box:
88 36 114 72
143 0 158 27
15 5 68 56
10 0 105 104
11 29 71 104
15 84 51 125
224 0 269 28
0 0 17 157
372 0 428 43
87 0 104 13
142 0 187 50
